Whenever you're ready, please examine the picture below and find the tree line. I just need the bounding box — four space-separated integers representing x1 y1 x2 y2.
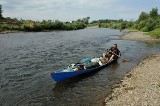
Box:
0 5 2 18
88 7 160 38
90 7 160 31
0 4 160 37
0 4 90 32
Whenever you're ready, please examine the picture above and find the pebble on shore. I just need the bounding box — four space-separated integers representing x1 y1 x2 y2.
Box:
105 31 160 105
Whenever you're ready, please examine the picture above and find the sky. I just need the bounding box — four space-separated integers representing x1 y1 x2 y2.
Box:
0 0 160 22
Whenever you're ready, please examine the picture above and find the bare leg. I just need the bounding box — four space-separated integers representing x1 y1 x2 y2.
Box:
108 55 114 62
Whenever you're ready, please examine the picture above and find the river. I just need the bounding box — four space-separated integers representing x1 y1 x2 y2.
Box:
0 28 160 106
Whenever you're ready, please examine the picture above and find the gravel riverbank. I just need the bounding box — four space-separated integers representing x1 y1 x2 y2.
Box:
105 31 160 106
105 54 160 105
120 31 160 42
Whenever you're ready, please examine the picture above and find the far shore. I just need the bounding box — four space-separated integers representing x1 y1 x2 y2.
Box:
0 30 19 34
86 25 99 28
0 29 75 34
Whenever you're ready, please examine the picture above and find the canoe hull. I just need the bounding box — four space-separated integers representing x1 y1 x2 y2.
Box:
50 58 118 82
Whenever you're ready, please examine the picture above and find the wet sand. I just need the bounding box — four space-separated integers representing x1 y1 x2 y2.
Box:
105 31 160 105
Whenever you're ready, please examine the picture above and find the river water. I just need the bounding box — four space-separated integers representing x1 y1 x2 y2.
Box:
0 28 160 106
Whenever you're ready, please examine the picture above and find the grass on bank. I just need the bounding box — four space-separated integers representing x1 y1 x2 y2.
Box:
148 28 160 38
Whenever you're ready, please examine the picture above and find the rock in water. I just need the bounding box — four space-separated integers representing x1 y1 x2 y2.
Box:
122 58 129 62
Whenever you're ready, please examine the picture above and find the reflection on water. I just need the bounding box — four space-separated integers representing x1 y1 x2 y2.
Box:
0 28 160 106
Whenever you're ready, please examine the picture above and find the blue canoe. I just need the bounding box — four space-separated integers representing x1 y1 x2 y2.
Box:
50 58 118 82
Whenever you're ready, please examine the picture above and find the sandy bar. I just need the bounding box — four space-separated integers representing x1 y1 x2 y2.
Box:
104 31 160 105
120 31 160 42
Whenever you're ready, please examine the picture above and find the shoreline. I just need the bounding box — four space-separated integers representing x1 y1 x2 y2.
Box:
120 30 160 42
0 29 84 34
0 30 19 34
105 31 160 105
105 54 160 105
86 26 99 28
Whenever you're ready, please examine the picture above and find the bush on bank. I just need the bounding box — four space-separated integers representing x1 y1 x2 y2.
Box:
148 28 160 38
89 7 160 38
0 20 87 32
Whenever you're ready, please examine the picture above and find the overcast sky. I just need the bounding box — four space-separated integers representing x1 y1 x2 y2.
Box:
1 0 160 22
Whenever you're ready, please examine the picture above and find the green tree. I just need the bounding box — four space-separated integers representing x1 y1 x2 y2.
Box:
138 12 149 22
118 19 124 23
138 20 146 30
120 22 126 31
82 17 90 24
149 7 158 19
98 21 101 27
145 18 157 31
0 4 3 18
77 19 82 22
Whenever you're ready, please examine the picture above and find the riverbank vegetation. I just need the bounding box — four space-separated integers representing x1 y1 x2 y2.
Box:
0 17 88 32
148 28 160 38
89 8 160 38
0 5 90 32
0 3 160 38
